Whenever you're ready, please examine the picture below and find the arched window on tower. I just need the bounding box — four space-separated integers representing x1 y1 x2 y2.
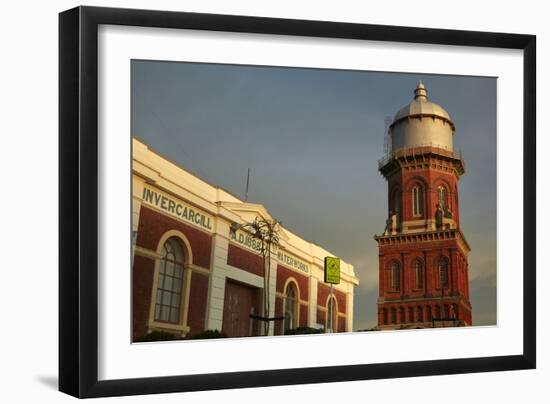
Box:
439 257 449 288
154 237 185 323
412 185 424 217
438 185 453 219
437 185 448 211
390 261 401 290
283 282 298 333
414 259 423 289
391 189 401 217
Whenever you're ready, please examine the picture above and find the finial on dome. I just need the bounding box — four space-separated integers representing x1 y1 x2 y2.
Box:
414 81 428 100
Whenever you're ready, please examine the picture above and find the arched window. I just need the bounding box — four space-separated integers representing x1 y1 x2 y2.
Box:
390 307 397 324
452 304 459 319
408 306 414 323
391 189 401 216
417 306 423 322
382 308 388 325
437 185 448 211
399 307 405 324
435 305 441 319
154 237 185 323
327 297 337 332
390 261 401 290
412 185 424 217
439 257 449 288
283 282 298 333
414 259 423 289
443 304 450 319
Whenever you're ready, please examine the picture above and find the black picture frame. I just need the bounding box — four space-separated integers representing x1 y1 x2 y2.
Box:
59 5 536 398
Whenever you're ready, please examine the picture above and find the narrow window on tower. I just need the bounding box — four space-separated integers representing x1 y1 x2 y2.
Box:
391 189 401 216
417 306 424 322
437 185 453 220
390 261 401 290
412 185 423 217
437 185 448 210
439 257 449 288
414 259 423 289
444 304 450 319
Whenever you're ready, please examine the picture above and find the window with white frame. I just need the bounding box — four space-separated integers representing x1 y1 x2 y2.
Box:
283 282 297 333
154 237 185 323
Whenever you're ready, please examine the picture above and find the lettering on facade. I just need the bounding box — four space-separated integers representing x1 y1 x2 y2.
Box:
230 230 309 273
230 231 263 253
276 251 309 273
142 186 213 231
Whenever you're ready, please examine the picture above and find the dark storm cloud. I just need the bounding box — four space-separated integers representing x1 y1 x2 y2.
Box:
132 60 497 329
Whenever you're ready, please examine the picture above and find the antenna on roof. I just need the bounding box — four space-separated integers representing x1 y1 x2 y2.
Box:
244 168 251 202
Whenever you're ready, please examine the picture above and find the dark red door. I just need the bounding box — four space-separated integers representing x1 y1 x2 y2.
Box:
222 280 259 338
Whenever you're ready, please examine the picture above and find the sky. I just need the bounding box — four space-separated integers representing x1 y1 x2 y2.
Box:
131 60 497 330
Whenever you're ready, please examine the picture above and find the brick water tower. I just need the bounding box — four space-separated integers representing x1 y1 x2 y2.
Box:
375 82 472 329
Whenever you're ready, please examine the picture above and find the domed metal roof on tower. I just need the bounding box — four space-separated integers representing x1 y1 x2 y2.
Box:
390 82 455 131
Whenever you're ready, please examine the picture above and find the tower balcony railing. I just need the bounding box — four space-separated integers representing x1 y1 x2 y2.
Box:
378 143 465 170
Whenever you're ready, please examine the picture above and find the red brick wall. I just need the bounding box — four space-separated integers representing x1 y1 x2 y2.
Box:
379 240 468 300
378 299 472 327
317 283 346 314
338 316 346 332
317 308 325 326
132 255 155 340
387 164 460 226
299 304 308 327
136 206 212 268
377 235 471 326
187 271 209 336
276 265 309 300
318 283 329 309
227 244 265 276
274 296 283 335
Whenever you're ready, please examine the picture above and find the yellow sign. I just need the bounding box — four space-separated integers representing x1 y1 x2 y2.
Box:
324 257 340 284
